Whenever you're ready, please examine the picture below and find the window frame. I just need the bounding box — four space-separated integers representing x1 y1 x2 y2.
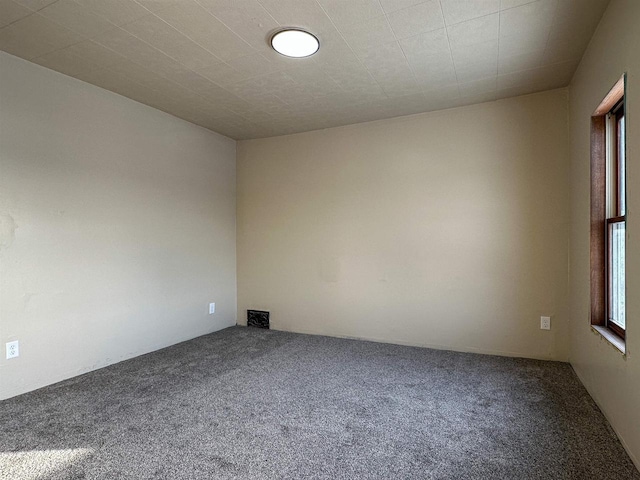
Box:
590 74 627 348
606 101 626 340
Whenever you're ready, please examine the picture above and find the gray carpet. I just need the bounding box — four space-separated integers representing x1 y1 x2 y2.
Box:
1 326 638 480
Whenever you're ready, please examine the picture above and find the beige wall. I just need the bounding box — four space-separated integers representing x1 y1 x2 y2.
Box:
568 0 640 468
0 52 237 400
238 89 570 361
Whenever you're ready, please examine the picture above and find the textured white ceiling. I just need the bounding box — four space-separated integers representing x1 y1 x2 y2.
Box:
0 0 609 139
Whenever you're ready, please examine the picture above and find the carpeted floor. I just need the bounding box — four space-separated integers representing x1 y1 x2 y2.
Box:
1 326 638 480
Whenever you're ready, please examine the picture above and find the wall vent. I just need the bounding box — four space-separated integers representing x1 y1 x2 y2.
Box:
247 310 269 329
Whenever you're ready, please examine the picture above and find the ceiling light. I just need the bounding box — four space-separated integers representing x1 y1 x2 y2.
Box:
271 29 319 58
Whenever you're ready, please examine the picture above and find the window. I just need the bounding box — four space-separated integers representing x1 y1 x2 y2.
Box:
590 75 627 348
607 101 626 339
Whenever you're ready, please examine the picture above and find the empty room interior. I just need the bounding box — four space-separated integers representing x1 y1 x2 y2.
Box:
1 0 639 478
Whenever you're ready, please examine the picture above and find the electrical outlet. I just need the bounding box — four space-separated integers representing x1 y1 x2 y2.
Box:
540 316 551 330
6 340 19 359
209 303 215 314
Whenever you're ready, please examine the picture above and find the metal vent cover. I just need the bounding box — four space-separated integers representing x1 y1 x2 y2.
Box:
247 310 269 329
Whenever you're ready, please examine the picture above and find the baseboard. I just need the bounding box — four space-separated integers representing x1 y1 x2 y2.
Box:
570 363 640 471
0 321 235 401
257 324 567 362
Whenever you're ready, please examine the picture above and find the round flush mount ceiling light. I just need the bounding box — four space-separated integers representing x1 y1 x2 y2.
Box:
271 29 319 58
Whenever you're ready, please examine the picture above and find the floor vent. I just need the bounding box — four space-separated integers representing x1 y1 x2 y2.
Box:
247 310 269 329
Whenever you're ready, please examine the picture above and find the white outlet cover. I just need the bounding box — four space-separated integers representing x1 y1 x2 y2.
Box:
6 340 19 359
541 316 551 330
209 303 215 314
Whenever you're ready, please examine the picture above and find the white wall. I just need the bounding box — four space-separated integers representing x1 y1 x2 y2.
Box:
0 52 237 400
568 0 640 468
237 89 570 361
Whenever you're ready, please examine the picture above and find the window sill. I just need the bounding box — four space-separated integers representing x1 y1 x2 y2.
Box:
591 326 626 354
